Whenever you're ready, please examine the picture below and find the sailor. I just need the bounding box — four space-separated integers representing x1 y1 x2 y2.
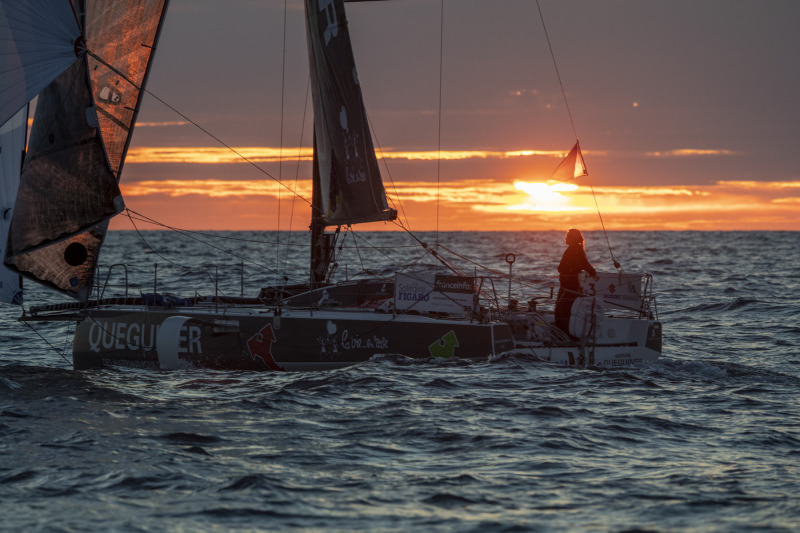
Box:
555 228 597 336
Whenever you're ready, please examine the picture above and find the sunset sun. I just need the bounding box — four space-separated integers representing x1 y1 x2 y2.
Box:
511 181 587 212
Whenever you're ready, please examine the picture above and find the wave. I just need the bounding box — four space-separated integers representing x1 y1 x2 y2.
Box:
666 297 766 314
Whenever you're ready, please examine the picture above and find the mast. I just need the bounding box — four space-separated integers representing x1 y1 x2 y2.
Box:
304 0 397 289
309 131 331 289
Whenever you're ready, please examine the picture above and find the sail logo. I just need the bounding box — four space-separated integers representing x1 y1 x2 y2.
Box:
247 324 284 371
434 276 475 294
339 107 368 185
97 85 122 104
317 321 389 358
318 0 338 44
395 273 474 317
396 281 431 303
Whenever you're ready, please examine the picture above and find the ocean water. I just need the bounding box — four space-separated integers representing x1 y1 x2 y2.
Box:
1 230 799 532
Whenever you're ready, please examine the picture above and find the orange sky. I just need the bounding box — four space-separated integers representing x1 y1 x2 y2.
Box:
109 1 800 233
112 146 800 232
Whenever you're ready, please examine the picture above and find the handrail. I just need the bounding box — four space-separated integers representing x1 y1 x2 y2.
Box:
99 263 130 300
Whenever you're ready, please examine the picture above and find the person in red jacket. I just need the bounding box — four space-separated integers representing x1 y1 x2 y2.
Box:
555 229 597 336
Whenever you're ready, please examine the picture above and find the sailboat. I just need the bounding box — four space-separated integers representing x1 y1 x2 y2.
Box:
1 0 661 371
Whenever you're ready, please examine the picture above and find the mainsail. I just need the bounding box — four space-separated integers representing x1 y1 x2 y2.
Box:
304 0 396 227
0 107 27 304
3 0 168 300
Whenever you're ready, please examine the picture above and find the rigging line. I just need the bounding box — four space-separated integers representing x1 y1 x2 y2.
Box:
69 0 83 35
275 0 289 287
349 228 368 275
124 209 230 294
535 0 578 141
63 322 76 363
535 1 619 266
123 210 308 247
345 227 403 270
331 228 350 280
125 208 414 251
125 209 287 282
586 177 619 267
366 114 412 232
142 88 313 208
22 322 71 365
386 218 447 262
395 246 440 272
281 76 312 284
434 243 556 291
435 0 445 247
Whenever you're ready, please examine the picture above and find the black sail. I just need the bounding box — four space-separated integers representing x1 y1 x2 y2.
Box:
4 0 168 300
5 60 121 299
304 0 396 226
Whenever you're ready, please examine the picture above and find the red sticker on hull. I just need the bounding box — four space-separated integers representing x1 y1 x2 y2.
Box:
246 324 284 371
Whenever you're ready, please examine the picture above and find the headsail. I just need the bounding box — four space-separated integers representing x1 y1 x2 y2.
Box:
5 59 121 299
85 0 169 175
0 0 83 127
304 0 396 226
8 61 123 256
551 141 587 182
3 0 169 300
0 107 27 304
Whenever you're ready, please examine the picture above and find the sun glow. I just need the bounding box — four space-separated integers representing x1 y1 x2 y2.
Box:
113 178 800 231
511 181 587 212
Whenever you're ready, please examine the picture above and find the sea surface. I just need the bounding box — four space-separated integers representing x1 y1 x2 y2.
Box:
1 230 799 532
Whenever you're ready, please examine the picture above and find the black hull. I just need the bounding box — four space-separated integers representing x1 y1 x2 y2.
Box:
72 307 515 371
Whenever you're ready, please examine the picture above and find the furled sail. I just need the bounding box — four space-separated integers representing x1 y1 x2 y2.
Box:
304 0 396 226
4 0 169 300
0 0 83 127
0 108 27 304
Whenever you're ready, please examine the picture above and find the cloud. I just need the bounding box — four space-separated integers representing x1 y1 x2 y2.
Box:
646 149 737 157
135 121 188 127
716 180 800 190
122 179 312 199
125 145 747 165
117 178 800 231
125 146 586 164
585 187 707 197
126 147 313 164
